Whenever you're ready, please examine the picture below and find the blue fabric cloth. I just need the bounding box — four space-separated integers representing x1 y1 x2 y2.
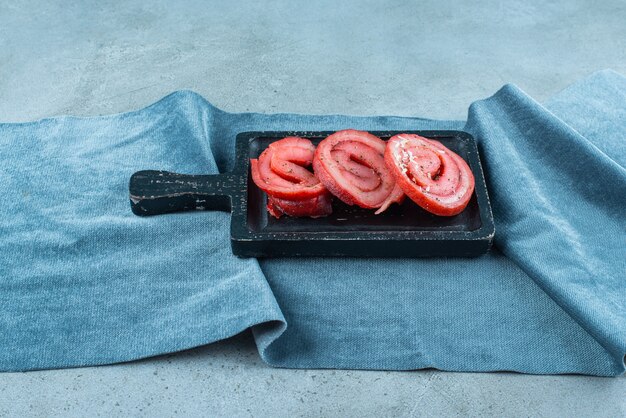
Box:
1 70 624 375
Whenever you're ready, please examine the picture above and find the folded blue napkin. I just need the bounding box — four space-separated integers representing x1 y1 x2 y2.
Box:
1 70 624 375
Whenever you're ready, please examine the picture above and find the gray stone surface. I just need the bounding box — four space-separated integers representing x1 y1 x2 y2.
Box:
0 0 624 416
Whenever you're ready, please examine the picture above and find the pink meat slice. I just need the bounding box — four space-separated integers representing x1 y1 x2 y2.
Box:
313 129 404 212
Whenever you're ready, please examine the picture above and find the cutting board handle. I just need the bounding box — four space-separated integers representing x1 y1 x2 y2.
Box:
129 170 237 216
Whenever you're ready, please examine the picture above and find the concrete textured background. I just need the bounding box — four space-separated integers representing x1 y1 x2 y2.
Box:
1 0 625 416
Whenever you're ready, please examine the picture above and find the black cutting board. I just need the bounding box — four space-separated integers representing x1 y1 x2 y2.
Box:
129 130 495 257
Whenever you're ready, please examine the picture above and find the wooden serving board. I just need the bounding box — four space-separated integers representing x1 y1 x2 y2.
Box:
129 130 495 257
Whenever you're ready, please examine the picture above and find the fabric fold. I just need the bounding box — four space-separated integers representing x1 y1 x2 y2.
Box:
0 93 286 371
465 75 626 365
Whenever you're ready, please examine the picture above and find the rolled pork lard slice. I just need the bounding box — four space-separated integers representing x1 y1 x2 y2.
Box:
250 136 332 218
250 137 326 200
385 134 475 216
313 130 404 212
